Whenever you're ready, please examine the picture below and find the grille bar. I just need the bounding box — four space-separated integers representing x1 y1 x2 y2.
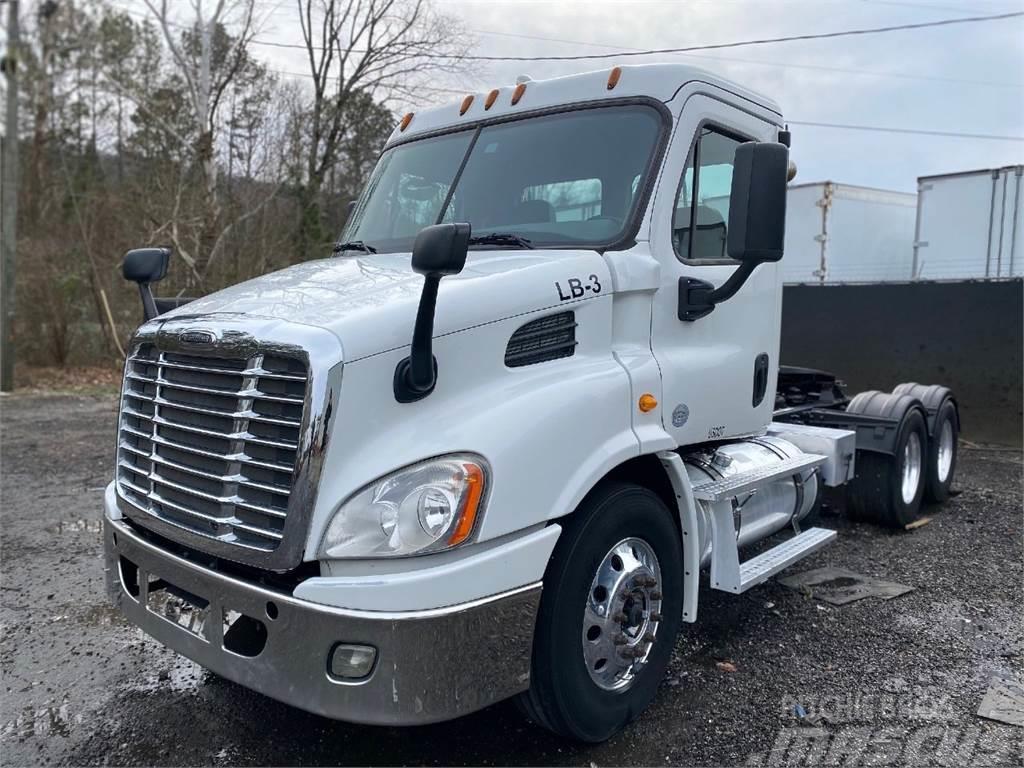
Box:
117 344 308 554
125 371 305 404
124 391 306 428
128 451 291 496
122 432 295 473
123 406 300 450
157 359 307 381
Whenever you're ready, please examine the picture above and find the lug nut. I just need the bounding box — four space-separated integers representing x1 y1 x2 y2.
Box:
650 612 663 622
650 590 663 601
612 612 628 623
613 634 627 646
643 632 656 643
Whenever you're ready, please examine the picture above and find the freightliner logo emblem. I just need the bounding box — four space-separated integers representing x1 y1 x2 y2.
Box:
178 330 215 345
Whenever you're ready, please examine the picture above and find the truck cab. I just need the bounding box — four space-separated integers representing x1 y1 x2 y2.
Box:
104 64 960 742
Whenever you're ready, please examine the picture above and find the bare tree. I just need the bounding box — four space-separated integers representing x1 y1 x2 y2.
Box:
295 0 468 250
143 1 256 212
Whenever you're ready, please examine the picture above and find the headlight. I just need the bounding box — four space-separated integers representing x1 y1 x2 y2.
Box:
318 454 488 559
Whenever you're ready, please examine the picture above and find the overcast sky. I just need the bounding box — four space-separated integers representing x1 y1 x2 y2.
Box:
129 0 1024 192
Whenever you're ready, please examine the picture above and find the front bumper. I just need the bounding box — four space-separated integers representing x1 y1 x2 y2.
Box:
104 517 541 725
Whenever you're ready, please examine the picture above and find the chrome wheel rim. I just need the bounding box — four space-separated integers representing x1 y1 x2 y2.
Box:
901 431 923 504
936 420 955 483
582 537 663 692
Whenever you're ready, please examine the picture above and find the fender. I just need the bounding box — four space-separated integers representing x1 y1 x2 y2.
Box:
657 451 701 623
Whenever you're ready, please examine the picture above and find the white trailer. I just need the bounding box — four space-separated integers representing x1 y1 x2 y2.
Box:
104 64 962 743
913 166 1024 280
782 181 917 284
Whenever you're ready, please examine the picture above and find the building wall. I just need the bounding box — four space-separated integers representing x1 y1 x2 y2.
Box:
780 280 1023 446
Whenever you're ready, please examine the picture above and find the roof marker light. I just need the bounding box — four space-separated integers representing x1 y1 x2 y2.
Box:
460 95 474 116
511 82 526 105
607 66 622 90
484 89 499 110
399 112 414 132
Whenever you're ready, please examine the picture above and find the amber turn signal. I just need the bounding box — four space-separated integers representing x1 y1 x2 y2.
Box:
639 393 658 413
448 463 485 546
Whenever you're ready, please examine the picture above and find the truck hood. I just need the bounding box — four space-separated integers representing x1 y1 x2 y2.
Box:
163 250 611 361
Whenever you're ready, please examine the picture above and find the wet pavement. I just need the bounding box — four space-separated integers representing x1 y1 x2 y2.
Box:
2 393 1022 766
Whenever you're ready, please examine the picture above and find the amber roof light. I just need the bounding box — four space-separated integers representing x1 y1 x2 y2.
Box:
607 66 622 90
460 95 474 116
484 89 499 110
399 112 414 132
511 83 527 105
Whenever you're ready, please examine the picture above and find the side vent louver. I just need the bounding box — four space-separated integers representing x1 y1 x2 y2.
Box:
505 312 577 368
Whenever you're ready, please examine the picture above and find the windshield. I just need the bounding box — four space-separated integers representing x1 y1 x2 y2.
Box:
341 104 664 253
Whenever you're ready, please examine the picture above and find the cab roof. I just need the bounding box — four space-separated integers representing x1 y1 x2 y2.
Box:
387 63 783 145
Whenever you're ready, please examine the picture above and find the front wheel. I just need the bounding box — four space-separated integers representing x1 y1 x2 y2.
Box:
517 483 683 742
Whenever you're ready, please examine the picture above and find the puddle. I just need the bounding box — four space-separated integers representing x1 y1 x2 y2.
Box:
0 702 83 740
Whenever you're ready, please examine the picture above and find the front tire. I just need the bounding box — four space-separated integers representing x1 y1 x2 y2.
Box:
518 483 683 742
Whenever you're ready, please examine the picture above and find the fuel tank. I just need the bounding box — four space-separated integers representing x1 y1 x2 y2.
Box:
681 437 820 568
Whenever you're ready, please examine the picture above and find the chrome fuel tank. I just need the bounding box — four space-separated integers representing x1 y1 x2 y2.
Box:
681 437 820 568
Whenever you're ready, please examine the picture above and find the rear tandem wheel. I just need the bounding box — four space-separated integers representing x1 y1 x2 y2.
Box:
846 391 929 527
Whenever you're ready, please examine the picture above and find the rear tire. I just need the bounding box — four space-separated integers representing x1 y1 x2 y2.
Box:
891 383 959 503
924 398 958 502
847 407 928 527
518 483 683 742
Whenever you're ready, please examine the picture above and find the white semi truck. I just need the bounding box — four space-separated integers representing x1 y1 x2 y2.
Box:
104 64 961 742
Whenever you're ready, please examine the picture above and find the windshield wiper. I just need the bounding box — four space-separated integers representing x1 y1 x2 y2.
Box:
467 232 534 249
332 240 377 254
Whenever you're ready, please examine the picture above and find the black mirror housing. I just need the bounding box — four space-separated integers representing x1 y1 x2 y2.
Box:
394 223 473 403
678 141 789 321
123 247 171 323
122 247 170 285
727 141 789 263
411 223 471 276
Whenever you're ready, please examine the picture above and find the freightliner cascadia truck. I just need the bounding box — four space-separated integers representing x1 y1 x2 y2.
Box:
105 64 961 741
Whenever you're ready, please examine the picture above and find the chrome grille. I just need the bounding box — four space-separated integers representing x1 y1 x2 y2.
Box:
116 343 309 553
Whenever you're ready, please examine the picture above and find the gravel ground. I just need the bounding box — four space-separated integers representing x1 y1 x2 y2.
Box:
2 393 1021 767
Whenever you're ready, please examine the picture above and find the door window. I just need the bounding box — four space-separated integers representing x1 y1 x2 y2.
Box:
673 126 747 262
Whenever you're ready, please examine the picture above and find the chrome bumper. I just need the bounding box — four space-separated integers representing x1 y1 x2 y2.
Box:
104 517 541 725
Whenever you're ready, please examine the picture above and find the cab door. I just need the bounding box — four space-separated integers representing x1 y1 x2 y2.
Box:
648 92 784 447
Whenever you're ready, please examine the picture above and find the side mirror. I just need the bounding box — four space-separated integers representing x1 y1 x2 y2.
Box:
410 222 471 277
678 142 789 321
394 223 472 403
727 141 788 264
122 247 171 322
